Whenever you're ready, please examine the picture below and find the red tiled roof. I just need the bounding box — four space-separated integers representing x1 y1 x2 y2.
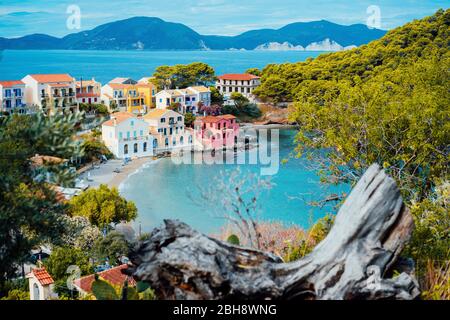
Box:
29 74 74 83
217 74 260 81
29 268 54 286
102 112 135 126
0 80 25 87
73 265 136 293
196 114 237 123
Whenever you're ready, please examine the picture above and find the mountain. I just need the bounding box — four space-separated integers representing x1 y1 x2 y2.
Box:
0 17 386 51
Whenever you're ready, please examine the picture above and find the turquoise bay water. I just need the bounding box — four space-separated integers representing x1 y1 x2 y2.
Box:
0 50 323 83
0 50 344 233
120 130 348 234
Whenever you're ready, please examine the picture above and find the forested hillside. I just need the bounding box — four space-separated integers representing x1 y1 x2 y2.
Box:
255 9 449 299
254 9 449 102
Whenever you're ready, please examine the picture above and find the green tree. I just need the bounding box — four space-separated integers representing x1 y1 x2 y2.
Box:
44 246 93 281
245 68 262 77
152 62 215 89
68 184 138 228
0 112 82 285
184 112 196 128
92 231 131 265
210 86 224 105
81 138 113 162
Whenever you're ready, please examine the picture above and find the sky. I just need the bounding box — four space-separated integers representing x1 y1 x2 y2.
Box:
0 0 447 38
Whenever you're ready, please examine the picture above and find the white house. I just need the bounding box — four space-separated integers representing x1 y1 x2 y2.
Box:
76 78 102 104
21 74 77 114
0 80 27 114
26 268 55 300
216 74 261 102
155 86 211 115
143 109 192 152
102 112 155 159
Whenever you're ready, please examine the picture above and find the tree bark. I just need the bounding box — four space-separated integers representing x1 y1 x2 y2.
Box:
126 164 420 300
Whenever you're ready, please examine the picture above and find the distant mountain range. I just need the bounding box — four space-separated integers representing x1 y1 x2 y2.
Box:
0 17 386 51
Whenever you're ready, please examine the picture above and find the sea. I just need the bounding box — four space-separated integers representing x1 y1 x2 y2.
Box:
0 49 347 233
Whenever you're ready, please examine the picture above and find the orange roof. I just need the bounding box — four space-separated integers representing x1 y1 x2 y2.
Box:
107 83 132 90
0 80 24 87
29 74 74 83
102 112 135 126
196 114 236 123
73 265 136 294
217 74 260 81
29 268 54 286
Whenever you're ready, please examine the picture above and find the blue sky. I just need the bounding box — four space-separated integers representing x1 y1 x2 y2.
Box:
0 0 447 38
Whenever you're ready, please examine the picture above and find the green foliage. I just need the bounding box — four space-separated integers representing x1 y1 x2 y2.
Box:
61 215 102 251
245 68 262 77
79 103 109 116
184 112 196 128
227 234 240 246
210 86 224 105
227 92 262 119
92 231 131 265
81 137 113 162
257 9 449 297
91 278 119 300
69 184 138 228
44 246 93 281
1 289 29 300
168 102 181 111
256 9 449 103
152 62 215 89
0 112 82 284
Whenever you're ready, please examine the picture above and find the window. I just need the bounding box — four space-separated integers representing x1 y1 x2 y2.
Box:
124 144 129 155
5 89 11 97
177 116 182 121
169 128 173 135
119 132 123 140
133 131 137 137
173 138 176 146
153 139 158 148
134 143 138 153
163 128 167 135
127 132 130 139
180 136 184 144
218 123 221 130
131 120 134 126
165 138 169 147
140 130 143 136
161 118 166 123
192 97 196 101
143 142 147 152
159 98 162 103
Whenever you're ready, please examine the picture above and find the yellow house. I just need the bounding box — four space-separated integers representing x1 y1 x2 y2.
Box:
135 82 157 110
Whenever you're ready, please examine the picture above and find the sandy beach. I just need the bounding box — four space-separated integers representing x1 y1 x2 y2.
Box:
78 156 156 190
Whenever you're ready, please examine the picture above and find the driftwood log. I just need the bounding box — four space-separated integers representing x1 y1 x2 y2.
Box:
126 164 420 300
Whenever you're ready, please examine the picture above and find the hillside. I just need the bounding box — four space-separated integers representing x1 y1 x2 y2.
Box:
254 9 450 102
0 17 385 51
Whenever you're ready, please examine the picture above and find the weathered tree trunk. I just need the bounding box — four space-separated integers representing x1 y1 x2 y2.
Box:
126 164 420 300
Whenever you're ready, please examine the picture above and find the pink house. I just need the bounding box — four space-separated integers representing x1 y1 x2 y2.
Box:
194 115 239 150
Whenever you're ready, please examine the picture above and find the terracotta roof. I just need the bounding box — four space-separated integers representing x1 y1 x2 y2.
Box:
30 155 66 168
73 265 136 294
196 114 236 123
76 80 99 87
29 74 74 83
107 83 132 90
217 74 260 81
29 268 54 286
0 80 25 87
190 86 210 93
144 109 169 119
102 112 135 127
48 83 70 88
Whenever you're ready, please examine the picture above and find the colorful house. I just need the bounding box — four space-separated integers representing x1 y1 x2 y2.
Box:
101 81 156 114
21 74 77 115
194 115 239 150
216 74 261 103
143 109 191 152
0 80 27 114
155 86 211 115
101 111 155 159
76 78 102 104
